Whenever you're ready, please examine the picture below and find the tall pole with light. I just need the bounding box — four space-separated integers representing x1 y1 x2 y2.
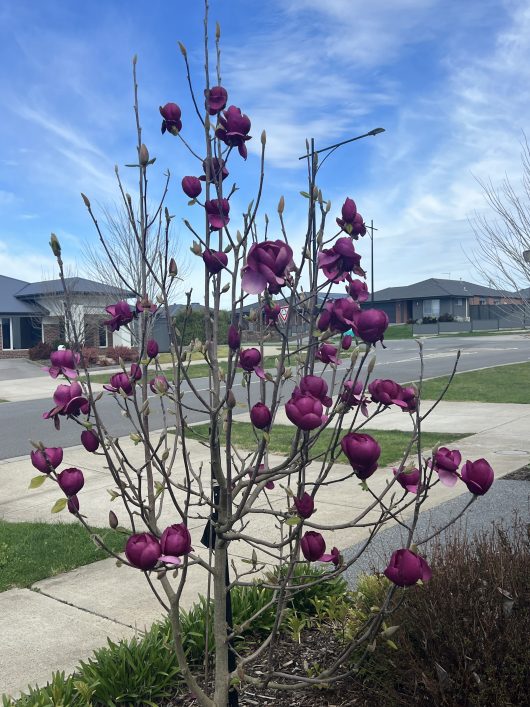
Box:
299 128 385 305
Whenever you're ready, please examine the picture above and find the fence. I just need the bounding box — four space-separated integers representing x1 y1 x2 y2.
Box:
413 318 529 336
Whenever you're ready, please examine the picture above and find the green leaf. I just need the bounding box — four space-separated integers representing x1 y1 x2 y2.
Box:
300 191 311 198
187 199 196 206
29 475 46 489
285 516 301 526
386 639 398 650
51 498 67 514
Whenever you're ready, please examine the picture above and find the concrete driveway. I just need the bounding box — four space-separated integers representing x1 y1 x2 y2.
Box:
0 359 46 382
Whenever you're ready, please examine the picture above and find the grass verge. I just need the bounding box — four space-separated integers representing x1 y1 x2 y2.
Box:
188 422 466 467
0 521 125 592
419 361 530 403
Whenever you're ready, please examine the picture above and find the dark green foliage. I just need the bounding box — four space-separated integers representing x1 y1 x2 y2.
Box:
78 623 182 706
173 308 230 346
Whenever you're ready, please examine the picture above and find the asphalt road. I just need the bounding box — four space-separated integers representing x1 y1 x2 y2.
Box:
3 334 530 460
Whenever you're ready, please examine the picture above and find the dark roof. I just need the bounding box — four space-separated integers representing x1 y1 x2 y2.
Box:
0 275 47 315
15 277 131 299
372 278 508 302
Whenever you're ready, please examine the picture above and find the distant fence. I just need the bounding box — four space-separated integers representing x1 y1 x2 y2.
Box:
413 318 529 335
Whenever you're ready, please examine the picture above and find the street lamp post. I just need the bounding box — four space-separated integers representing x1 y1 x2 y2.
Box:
367 219 378 302
298 128 385 304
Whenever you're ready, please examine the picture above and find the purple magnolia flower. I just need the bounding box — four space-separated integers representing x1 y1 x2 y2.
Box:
353 309 389 345
384 549 432 587
239 348 264 378
250 402 272 429
321 547 341 567
150 375 169 394
315 343 341 366
345 275 370 302
181 176 202 199
341 432 381 479
336 198 366 238
318 237 365 283
136 298 157 314
393 467 420 494
461 458 494 495
341 379 362 406
125 533 161 570
104 301 135 332
342 334 353 350
202 249 228 275
318 297 359 334
160 523 193 564
146 339 159 359
249 463 275 491
57 467 84 496
43 382 89 424
285 388 326 431
300 531 326 562
104 365 142 396
398 385 418 413
30 447 63 473
45 349 80 379
228 324 241 350
299 375 332 407
369 379 405 407
264 302 281 324
200 157 229 183
341 380 369 416
432 447 462 487
215 105 252 159
81 430 99 453
205 85 228 115
67 495 80 514
293 492 315 519
205 198 230 230
241 240 295 295
160 102 182 135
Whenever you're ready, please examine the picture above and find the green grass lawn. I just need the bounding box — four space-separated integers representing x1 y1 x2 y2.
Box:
385 323 413 339
419 361 530 404
83 355 285 384
189 422 465 467
0 521 125 592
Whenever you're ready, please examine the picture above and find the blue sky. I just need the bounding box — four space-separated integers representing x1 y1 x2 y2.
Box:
1 0 529 300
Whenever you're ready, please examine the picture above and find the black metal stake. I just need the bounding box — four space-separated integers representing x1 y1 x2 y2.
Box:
201 485 239 707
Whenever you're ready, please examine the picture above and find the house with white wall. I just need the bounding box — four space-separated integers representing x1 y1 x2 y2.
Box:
0 275 131 358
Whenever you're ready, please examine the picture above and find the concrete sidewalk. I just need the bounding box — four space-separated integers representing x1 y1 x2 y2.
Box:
1 401 529 698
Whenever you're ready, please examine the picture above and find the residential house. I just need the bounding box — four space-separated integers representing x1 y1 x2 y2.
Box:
367 278 525 324
0 275 131 357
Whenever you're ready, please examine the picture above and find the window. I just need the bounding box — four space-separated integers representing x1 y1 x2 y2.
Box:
1 318 12 349
98 322 108 348
422 299 440 317
456 298 463 306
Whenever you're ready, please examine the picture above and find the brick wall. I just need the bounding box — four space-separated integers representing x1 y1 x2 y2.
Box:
0 349 29 359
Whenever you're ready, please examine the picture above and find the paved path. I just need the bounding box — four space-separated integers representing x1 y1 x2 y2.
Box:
1 397 529 698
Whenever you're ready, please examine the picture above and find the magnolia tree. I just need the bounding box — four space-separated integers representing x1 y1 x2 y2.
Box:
29 6 495 706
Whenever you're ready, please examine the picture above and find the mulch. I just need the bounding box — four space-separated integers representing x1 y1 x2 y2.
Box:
163 628 386 706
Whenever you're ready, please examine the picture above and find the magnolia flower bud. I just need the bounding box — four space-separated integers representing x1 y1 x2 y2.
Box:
278 195 285 214
261 130 266 145
169 258 178 277
139 143 149 165
191 241 202 255
178 41 187 56
109 511 118 529
226 390 236 409
49 233 61 257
